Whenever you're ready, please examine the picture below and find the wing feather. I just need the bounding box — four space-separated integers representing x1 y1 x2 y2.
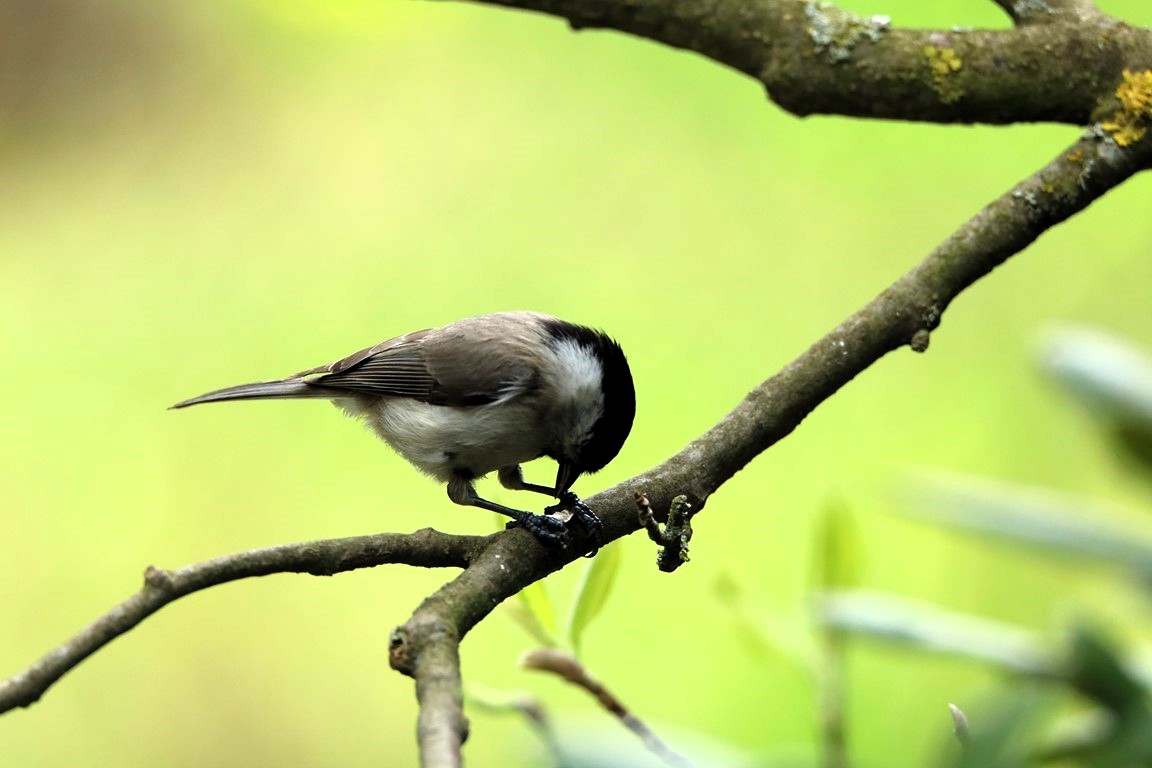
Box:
292 313 545 406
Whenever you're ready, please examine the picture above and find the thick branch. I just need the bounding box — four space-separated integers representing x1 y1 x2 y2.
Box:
450 0 1150 124
0 528 484 713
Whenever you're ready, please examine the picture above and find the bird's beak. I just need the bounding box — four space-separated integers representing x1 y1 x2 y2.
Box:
555 460 580 495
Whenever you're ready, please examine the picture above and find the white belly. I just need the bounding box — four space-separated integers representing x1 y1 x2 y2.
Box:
342 398 547 482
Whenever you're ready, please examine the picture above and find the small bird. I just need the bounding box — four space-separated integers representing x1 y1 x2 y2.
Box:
172 311 636 546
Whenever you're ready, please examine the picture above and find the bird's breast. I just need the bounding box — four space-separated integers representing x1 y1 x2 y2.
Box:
362 398 548 482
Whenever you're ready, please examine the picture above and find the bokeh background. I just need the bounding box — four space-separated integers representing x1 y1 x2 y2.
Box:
3 0 1152 765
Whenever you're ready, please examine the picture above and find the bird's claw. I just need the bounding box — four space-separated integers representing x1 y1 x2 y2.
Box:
505 511 568 545
547 492 603 557
506 493 603 555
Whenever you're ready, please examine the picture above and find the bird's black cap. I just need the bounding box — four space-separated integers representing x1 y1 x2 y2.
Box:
541 319 636 474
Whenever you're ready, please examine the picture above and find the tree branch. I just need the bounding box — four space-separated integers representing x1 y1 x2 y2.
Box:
6 131 1150 760
447 0 1149 124
7 7 1152 765
0 528 484 713
387 130 1152 766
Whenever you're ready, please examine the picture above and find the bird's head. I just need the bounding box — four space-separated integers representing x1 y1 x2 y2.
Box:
541 319 636 494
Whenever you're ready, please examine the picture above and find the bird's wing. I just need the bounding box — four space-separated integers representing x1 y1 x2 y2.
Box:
295 317 539 406
289 330 436 400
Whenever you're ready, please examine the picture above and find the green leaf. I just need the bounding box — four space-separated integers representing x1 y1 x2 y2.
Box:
1039 327 1152 476
713 574 817 671
814 497 863 591
818 590 1051 675
1065 624 1146 716
905 475 1152 574
566 541 622 657
1038 327 1152 428
508 580 558 648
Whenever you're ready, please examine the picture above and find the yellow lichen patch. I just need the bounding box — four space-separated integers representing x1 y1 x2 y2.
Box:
1101 69 1152 148
924 46 964 104
1101 116 1147 147
1116 69 1152 115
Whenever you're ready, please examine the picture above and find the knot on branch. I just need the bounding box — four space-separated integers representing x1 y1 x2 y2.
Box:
389 616 460 677
142 565 176 592
635 493 696 572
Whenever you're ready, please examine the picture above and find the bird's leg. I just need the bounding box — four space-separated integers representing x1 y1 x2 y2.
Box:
447 475 566 545
497 465 558 498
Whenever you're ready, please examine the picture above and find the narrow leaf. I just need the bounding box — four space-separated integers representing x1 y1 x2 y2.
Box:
517 580 559 647
566 541 622 657
1038 326 1152 428
713 574 817 670
818 589 1052 675
1039 327 1152 475
904 475 1152 573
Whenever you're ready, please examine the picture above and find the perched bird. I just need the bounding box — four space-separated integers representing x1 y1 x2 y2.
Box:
172 311 635 545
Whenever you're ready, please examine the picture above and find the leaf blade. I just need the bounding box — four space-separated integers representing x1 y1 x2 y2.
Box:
566 542 623 657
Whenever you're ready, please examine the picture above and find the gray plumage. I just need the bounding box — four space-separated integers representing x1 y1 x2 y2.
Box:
171 312 636 541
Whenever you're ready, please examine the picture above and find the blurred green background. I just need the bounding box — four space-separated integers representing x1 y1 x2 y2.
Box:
3 0 1152 765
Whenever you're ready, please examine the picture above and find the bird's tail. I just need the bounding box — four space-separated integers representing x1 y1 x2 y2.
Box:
170 379 345 409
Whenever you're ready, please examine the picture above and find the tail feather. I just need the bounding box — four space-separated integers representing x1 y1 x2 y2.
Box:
170 380 344 409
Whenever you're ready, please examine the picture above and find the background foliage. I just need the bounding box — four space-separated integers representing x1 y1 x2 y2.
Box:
2 0 1152 765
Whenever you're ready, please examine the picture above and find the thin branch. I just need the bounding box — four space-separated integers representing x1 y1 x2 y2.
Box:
657 133 1152 504
465 686 563 764
0 528 483 714
448 0 1144 124
522 648 694 768
818 628 848 768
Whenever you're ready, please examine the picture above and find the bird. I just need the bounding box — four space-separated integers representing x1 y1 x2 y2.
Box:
171 311 635 547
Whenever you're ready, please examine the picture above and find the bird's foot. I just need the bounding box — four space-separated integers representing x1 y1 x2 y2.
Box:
504 510 568 545
547 492 603 557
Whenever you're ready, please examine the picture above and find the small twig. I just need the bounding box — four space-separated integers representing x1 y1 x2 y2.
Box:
818 629 848 768
466 685 563 765
522 647 695 768
0 528 483 714
635 493 695 572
